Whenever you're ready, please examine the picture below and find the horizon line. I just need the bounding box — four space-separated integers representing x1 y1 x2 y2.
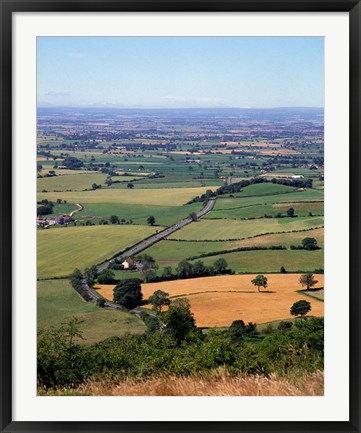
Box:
37 105 324 110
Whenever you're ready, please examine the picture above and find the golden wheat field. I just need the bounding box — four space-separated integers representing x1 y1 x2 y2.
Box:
96 273 324 327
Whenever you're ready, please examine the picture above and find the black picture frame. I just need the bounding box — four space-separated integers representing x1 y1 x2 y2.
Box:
1 1 360 432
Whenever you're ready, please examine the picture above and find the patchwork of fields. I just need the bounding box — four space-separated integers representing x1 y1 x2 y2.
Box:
37 134 324 332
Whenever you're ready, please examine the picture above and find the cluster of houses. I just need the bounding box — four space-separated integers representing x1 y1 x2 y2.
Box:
37 215 74 228
121 258 145 271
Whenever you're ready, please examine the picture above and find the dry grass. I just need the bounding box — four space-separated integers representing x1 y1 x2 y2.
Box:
46 370 324 396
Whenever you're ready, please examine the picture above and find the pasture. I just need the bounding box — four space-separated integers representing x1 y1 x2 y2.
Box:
204 203 323 219
168 217 324 241
37 225 159 278
38 279 145 343
141 227 324 267
191 249 324 273
37 173 108 192
140 274 324 327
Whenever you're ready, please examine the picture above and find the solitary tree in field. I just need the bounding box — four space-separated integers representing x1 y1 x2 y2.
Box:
290 300 312 318
147 215 156 226
148 290 171 313
251 275 268 292
301 237 318 251
127 183 134 189
299 273 318 291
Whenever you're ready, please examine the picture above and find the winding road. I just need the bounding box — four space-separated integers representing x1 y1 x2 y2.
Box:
80 197 217 312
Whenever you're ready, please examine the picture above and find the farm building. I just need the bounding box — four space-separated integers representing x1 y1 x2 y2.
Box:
122 258 134 269
291 175 304 179
122 257 145 271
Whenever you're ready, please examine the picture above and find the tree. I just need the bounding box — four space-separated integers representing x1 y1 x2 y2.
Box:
109 215 120 224
148 290 171 312
162 266 173 279
37 163 43 173
147 215 156 226
251 275 268 292
189 212 198 221
287 207 295 217
280 266 287 274
193 260 209 277
213 258 228 274
290 300 312 318
96 298 106 308
113 278 143 309
127 183 134 189
301 237 318 251
163 298 196 344
299 273 318 291
97 269 115 284
84 265 98 286
229 320 246 342
63 156 83 170
176 260 194 279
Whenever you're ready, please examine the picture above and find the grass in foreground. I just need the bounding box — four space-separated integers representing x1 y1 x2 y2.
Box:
37 279 145 343
38 369 324 396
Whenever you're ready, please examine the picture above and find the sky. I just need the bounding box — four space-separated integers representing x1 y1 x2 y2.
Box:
37 37 324 109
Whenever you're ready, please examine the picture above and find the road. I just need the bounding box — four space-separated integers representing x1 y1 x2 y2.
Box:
79 197 216 323
96 196 216 273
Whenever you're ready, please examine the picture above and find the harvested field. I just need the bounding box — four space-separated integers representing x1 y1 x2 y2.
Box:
140 274 324 327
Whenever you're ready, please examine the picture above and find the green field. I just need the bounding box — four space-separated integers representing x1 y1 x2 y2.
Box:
38 279 145 343
142 227 324 268
168 217 324 241
204 203 323 219
231 183 297 196
38 173 109 192
37 225 159 278
191 249 323 273
214 188 324 210
37 186 213 207
79 202 203 227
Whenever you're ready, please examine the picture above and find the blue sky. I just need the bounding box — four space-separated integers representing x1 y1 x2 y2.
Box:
37 37 324 108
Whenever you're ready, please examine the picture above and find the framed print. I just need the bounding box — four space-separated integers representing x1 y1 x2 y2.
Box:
1 0 360 432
